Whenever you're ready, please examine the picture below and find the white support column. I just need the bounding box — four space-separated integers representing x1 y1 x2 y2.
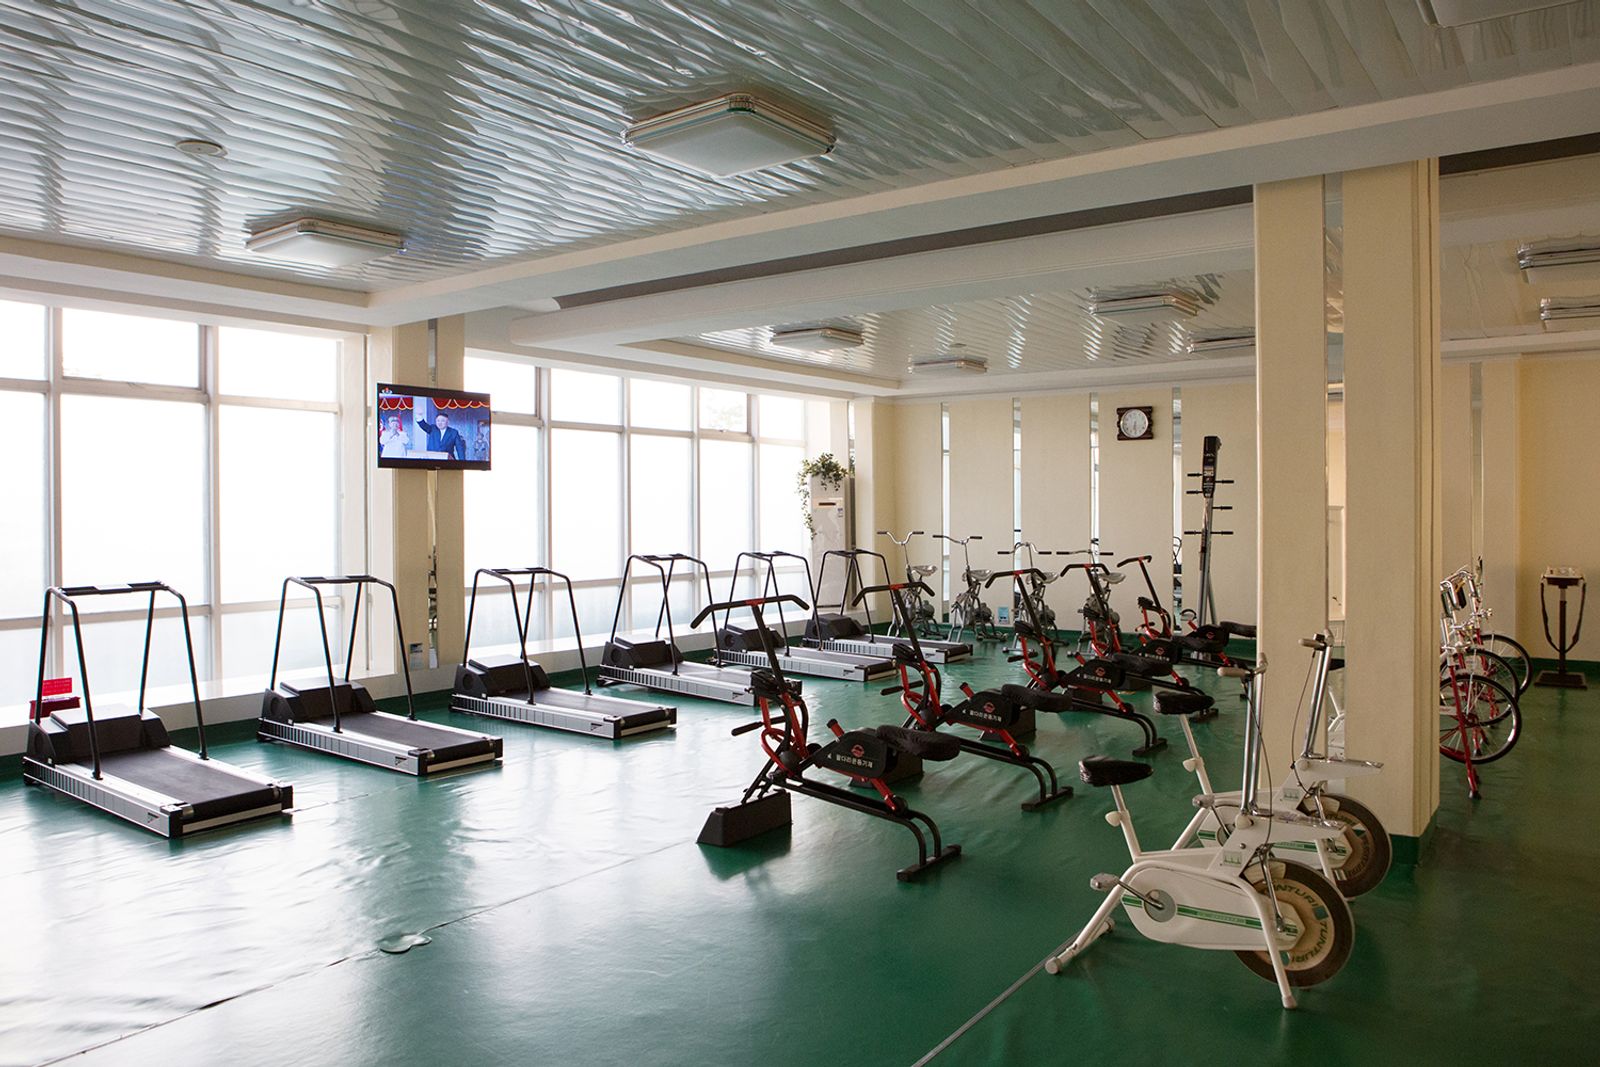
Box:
1342 160 1443 840
1253 176 1329 772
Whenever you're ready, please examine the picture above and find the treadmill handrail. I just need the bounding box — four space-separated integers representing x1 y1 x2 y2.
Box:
692 594 810 629
463 566 594 696
34 581 210 777
814 548 893 636
608 555 679 676
268 575 415 730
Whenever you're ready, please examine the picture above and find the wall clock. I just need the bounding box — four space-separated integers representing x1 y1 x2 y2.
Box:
1116 406 1154 441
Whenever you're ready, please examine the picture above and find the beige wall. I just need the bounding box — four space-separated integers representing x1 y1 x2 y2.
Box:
1179 382 1258 625
1440 363 1474 573
1096 389 1175 623
949 397 1017 615
1517 355 1600 660
1479 361 1519 638
890 402 945 610
1020 394 1091 553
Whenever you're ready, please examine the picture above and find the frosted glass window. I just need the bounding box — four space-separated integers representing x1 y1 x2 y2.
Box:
465 356 539 415
62 309 198 387
552 584 620 642
465 423 540 575
463 587 546 655
0 300 47 379
551 428 621 579
60 395 206 600
218 327 338 402
628 576 696 636
219 406 338 602
222 605 343 684
758 395 804 440
759 442 806 556
699 439 752 568
630 379 691 431
550 368 621 425
630 435 692 555
0 627 43 708
1 392 47 618
699 388 747 432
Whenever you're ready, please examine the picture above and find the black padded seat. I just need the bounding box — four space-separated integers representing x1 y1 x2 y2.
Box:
1221 621 1256 639
1177 632 1227 654
874 724 961 762
1154 690 1215 716
1000 683 1069 713
1079 755 1154 788
1108 651 1173 676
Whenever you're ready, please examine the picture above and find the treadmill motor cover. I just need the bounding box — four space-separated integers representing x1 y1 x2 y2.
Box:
261 681 377 724
457 656 553 698
718 625 784 654
805 614 866 641
28 705 168 764
601 639 683 671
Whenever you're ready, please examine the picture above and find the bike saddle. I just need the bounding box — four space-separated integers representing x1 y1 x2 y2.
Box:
874 724 962 762
1078 755 1154 788
1153 690 1214 716
909 564 939 577
969 568 991 581
1102 572 1126 585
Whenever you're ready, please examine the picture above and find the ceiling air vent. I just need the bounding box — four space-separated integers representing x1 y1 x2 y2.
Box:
246 217 404 268
1088 287 1202 323
1185 328 1255 355
770 325 864 352
1517 236 1600 283
1539 296 1600 331
623 93 834 177
908 354 988 375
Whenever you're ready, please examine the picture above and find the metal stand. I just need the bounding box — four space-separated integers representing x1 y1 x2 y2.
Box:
1535 568 1587 689
1183 435 1233 627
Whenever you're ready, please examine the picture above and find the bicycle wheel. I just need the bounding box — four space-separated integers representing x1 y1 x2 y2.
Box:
1479 633 1531 694
1299 793 1392 898
1440 648 1521 708
1236 861 1355 987
1439 673 1521 765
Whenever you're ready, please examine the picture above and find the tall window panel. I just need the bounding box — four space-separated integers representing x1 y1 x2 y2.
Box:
218 328 338 402
0 300 47 379
699 438 753 569
62 309 199 387
630 435 693 556
0 390 48 705
551 428 621 582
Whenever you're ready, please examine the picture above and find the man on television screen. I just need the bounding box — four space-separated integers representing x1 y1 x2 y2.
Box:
425 410 464 460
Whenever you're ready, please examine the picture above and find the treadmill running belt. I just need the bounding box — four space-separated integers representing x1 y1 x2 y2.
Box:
338 712 494 753
96 750 281 819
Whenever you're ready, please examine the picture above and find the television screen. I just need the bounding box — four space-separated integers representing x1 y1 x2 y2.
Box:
376 383 491 470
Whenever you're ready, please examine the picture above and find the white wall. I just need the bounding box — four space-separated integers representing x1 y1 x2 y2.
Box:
1440 363 1474 574
948 397 1016 616
1095 389 1175 624
891 402 945 612
1179 382 1259 625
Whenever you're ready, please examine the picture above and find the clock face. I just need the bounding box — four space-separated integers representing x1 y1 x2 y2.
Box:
1117 406 1151 440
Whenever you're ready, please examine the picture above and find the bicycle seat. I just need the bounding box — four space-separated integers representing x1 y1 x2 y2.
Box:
968 568 991 581
1153 690 1214 716
909 564 939 577
1137 596 1160 611
1102 572 1126 585
1078 756 1154 788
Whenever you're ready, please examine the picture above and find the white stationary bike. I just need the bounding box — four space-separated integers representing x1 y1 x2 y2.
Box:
1044 656 1356 1009
1172 634 1391 897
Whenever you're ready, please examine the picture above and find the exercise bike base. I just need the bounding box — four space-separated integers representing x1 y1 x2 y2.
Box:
1021 785 1074 812
1132 737 1169 756
1534 669 1588 688
698 790 792 846
897 844 962 882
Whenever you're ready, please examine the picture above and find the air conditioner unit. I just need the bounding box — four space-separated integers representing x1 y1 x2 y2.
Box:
1088 287 1202 323
770 326 865 352
246 217 404 267
1517 237 1600 283
908 354 988 375
1185 328 1255 355
1538 296 1600 332
623 93 834 177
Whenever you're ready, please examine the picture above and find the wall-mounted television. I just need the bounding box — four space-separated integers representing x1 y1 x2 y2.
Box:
376 383 491 470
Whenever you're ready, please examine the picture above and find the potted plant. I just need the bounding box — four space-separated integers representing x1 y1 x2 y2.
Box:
797 453 852 538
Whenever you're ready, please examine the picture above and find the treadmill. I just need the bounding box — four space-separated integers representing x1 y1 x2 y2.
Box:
598 554 764 705
452 566 676 738
259 575 502 775
804 549 974 664
714 551 896 682
23 582 292 838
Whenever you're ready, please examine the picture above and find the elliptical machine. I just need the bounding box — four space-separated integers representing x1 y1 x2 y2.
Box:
698 594 963 882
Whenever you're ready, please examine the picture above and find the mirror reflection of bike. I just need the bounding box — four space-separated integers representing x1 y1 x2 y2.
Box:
879 529 942 640
934 533 1001 642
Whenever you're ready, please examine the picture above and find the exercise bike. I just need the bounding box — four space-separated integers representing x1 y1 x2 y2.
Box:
934 533 1001 643
1044 656 1356 1009
1171 634 1391 897
1123 553 1255 672
697 594 963 882
881 529 941 639
868 580 1073 812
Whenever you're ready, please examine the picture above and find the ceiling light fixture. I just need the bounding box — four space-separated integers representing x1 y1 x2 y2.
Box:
1415 1 1573 28
769 325 864 352
245 217 405 268
175 138 225 158
1517 236 1600 282
908 354 988 375
1538 296 1600 331
623 93 834 177
1088 287 1202 323
1185 328 1255 355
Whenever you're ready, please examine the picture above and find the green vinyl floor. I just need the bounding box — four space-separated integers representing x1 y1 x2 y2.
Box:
3 647 1596 1067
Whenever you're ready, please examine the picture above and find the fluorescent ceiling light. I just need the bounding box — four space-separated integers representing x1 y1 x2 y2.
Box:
1517 236 1600 283
1539 296 1600 331
1088 287 1202 323
623 93 834 177
770 325 864 352
1415 0 1573 27
1185 328 1255 355
246 217 404 267
909 354 988 375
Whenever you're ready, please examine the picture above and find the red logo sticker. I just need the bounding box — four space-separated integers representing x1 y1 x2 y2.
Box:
851 744 865 758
